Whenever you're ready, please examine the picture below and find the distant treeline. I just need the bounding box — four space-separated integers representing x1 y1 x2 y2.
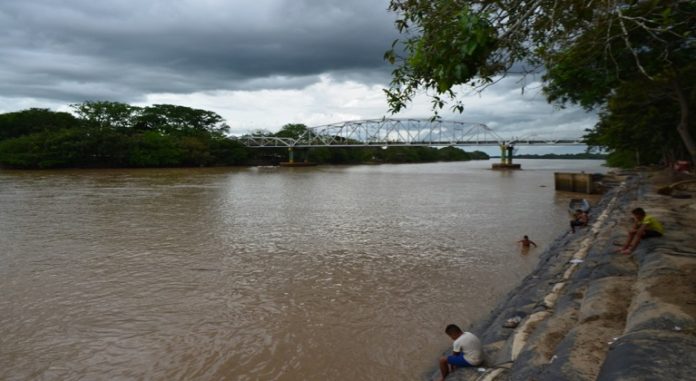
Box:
499 153 607 160
0 103 248 169
251 123 489 165
0 102 488 169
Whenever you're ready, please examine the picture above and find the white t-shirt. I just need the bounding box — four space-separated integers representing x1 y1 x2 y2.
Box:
453 332 482 365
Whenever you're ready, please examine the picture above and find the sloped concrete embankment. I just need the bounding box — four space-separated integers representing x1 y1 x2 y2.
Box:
435 172 696 381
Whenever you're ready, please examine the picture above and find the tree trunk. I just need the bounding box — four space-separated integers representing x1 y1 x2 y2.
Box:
673 80 696 165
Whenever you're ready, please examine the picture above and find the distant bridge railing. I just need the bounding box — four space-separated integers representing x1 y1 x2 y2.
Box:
236 118 584 148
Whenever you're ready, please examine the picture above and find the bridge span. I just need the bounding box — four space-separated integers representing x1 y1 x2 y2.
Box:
236 118 584 148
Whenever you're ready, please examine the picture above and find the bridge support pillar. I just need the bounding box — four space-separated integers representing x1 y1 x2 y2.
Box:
493 143 521 170
279 147 317 167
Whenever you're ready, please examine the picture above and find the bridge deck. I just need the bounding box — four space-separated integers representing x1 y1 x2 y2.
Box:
237 118 584 148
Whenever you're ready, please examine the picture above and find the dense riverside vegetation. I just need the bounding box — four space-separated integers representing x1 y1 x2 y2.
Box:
0 103 248 168
386 1 695 168
511 153 607 160
0 103 488 169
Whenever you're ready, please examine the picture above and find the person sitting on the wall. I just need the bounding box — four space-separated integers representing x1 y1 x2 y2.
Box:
570 209 589 233
617 207 664 255
438 324 482 381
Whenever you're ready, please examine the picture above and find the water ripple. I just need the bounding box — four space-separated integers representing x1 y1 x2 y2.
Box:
0 161 607 380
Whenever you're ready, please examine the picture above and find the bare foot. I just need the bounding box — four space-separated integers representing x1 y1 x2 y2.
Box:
620 249 632 255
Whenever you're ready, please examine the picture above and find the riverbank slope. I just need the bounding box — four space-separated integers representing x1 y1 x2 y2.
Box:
435 169 696 380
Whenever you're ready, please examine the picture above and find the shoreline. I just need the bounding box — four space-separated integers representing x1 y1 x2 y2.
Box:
430 169 696 380
0 157 492 171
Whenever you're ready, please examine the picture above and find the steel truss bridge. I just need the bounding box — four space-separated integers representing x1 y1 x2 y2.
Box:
236 118 584 148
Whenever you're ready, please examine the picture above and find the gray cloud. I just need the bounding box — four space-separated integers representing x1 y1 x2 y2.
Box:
0 0 397 103
0 0 596 140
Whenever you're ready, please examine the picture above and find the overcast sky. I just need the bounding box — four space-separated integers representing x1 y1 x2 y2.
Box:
0 0 596 145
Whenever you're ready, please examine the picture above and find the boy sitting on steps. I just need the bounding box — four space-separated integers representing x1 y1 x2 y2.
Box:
618 207 664 255
438 324 482 381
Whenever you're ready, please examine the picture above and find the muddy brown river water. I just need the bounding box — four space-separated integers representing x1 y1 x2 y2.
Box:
0 159 606 380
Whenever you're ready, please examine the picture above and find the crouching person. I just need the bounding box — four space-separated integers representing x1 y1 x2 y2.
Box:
438 324 482 381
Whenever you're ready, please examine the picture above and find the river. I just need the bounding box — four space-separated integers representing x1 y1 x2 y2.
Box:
0 159 607 380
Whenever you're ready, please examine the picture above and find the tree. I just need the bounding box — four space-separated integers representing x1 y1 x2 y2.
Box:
0 108 79 141
386 0 696 164
128 131 183 167
208 138 249 165
244 128 273 137
0 103 251 169
135 104 229 136
274 123 309 139
385 0 564 114
0 127 130 168
71 101 139 129
542 1 696 164
438 146 471 161
583 71 694 167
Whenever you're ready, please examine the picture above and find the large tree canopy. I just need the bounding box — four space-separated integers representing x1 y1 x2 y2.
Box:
71 101 139 130
0 108 80 140
0 102 246 168
72 102 230 136
386 0 696 165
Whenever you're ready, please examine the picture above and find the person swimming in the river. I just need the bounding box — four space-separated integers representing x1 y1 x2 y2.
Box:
518 235 537 248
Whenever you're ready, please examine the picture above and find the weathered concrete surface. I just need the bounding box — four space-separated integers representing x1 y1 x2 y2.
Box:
430 170 696 381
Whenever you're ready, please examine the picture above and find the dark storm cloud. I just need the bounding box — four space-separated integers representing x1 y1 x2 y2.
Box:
0 0 397 103
0 0 597 139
